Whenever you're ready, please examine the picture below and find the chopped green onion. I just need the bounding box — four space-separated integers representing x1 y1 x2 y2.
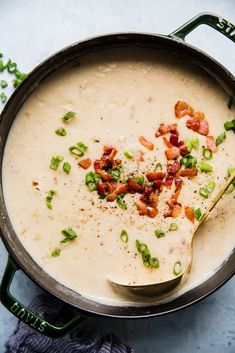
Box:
154 163 162 171
185 139 192 153
6 60 17 73
124 151 134 159
55 127 66 136
0 92 7 103
149 257 160 269
216 132 226 146
202 148 213 160
198 162 213 173
85 171 101 185
136 240 159 269
207 181 215 193
0 80 7 88
51 248 61 257
225 184 235 194
13 71 27 87
173 261 182 276
191 138 199 150
50 155 64 170
180 154 197 168
224 119 235 131
135 176 145 185
116 194 127 209
77 142 88 152
227 96 234 109
69 146 84 157
87 182 97 192
63 162 71 174
199 187 209 199
60 227 77 243
227 167 235 177
108 165 124 181
120 229 128 243
62 111 76 122
155 229 165 238
169 223 178 231
46 190 56 209
0 53 2 58
194 208 202 221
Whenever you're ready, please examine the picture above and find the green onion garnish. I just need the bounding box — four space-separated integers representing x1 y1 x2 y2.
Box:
180 154 197 168
0 92 7 103
88 182 97 192
149 257 160 269
199 187 209 199
60 227 78 243
207 181 215 193
63 162 71 174
108 165 124 181
191 138 199 150
136 240 159 269
13 71 27 87
6 60 17 73
194 208 202 221
116 194 127 209
169 223 178 231
185 139 192 153
154 163 162 171
224 119 235 132
135 176 145 185
216 132 226 146
0 80 7 88
77 142 88 152
173 261 182 276
50 155 64 170
225 184 235 194
202 148 213 160
120 229 128 243
124 151 134 159
46 190 56 209
198 162 213 173
55 127 66 136
69 146 84 157
155 229 165 238
85 172 101 191
62 111 76 122
227 96 234 109
51 248 61 257
225 168 235 194
199 181 215 199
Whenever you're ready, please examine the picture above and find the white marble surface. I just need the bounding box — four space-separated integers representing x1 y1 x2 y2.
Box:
0 0 235 352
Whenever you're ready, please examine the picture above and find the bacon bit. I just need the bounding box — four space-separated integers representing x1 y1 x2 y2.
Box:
146 172 166 181
99 171 113 182
97 182 107 196
185 206 195 223
147 207 158 218
128 179 144 193
186 118 209 136
174 101 194 118
78 158 92 169
165 146 180 160
179 168 198 177
177 140 184 147
94 159 105 171
149 191 159 209
169 134 179 146
167 161 181 175
163 136 172 148
155 123 178 137
175 177 183 188
106 183 129 202
193 111 205 121
172 204 182 218
112 159 122 169
179 145 189 156
164 176 174 188
206 136 218 153
103 145 114 155
186 118 200 132
108 147 117 161
197 119 209 136
152 179 162 190
138 136 154 150
136 199 148 216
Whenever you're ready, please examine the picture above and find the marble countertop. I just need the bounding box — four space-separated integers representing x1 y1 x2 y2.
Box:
0 1 234 352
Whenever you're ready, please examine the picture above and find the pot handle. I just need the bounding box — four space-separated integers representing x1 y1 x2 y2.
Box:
170 12 235 43
0 256 88 338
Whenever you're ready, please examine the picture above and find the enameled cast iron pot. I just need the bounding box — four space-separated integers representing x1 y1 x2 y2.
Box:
0 12 235 338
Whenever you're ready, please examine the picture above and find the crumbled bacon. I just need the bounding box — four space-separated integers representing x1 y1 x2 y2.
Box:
193 111 205 121
106 183 129 202
169 134 179 146
186 118 209 136
146 172 166 181
163 180 183 218
174 101 194 118
164 176 174 188
179 145 189 156
78 158 91 169
128 178 144 193
163 137 172 148
138 136 154 150
179 168 198 177
185 206 195 223
186 118 200 132
165 146 180 160
167 161 181 175
206 136 218 153
97 182 108 196
175 177 183 188
155 123 178 137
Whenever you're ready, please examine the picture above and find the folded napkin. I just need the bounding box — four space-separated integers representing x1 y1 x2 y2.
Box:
5 293 134 353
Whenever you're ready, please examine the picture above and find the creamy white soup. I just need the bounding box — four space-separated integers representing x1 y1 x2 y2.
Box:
2 48 235 306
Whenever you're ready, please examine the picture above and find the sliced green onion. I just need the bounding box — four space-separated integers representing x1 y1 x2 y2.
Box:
124 151 134 159
87 182 97 192
216 132 226 146
225 184 235 194
116 194 127 209
120 229 128 243
142 248 151 266
202 148 213 160
149 257 160 269
51 248 61 257
155 229 165 238
6 60 17 73
55 127 66 136
46 190 56 209
60 227 77 243
185 139 192 153
85 171 101 185
0 92 7 103
154 163 162 171
63 162 71 174
0 80 7 88
50 155 64 170
227 96 234 109
198 162 213 173
191 138 199 150
173 261 182 276
169 223 178 231
227 167 235 177
108 165 124 181
69 146 84 157
207 181 215 193
62 111 76 122
135 176 145 185
199 187 209 199
224 119 235 131
77 142 88 152
13 71 27 87
194 208 202 221
136 240 159 269
180 154 197 168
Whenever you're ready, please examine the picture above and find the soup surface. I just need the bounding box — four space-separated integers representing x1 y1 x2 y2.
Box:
2 48 235 305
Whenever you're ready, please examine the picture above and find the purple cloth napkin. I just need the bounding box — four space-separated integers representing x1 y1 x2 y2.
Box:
5 293 134 353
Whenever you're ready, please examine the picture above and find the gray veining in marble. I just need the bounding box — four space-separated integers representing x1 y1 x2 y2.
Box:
0 1 235 352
